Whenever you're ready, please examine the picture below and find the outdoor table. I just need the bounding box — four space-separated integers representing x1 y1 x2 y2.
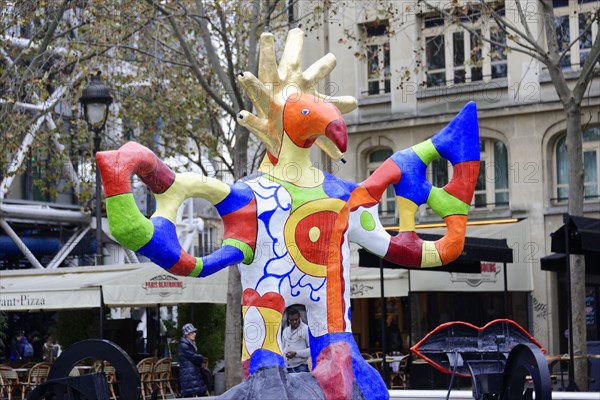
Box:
75 365 93 374
13 367 30 379
387 355 408 373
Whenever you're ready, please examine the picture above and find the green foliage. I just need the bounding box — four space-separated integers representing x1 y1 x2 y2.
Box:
50 309 97 348
177 303 226 370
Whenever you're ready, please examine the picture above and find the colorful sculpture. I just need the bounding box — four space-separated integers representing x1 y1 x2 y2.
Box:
97 28 480 399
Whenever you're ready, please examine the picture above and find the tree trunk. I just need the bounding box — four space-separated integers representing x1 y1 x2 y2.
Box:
565 104 587 390
223 124 250 389
224 266 243 388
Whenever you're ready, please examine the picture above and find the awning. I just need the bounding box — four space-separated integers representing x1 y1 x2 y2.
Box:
549 215 600 255
0 263 228 311
350 266 409 298
541 215 600 274
358 219 532 292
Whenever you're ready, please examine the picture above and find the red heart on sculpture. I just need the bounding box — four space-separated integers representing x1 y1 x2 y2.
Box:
242 288 285 313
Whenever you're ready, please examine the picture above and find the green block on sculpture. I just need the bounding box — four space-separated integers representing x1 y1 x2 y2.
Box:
105 194 154 250
412 139 441 165
427 186 470 217
223 238 255 264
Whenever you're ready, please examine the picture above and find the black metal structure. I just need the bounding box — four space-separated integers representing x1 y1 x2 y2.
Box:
412 320 551 400
28 339 141 400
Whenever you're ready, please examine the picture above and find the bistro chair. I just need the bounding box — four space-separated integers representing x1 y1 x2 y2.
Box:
0 366 21 400
152 358 176 399
21 362 51 399
137 357 156 400
93 361 118 400
389 355 410 389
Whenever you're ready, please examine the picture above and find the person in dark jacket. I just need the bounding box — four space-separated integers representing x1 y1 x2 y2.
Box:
178 323 207 397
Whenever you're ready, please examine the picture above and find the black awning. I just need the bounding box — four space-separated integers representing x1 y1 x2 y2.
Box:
358 232 513 272
542 215 600 274
550 215 600 255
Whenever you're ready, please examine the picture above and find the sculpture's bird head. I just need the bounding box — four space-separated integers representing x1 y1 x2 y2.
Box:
282 94 347 153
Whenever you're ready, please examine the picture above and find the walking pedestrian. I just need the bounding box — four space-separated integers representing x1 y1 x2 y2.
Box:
178 323 208 397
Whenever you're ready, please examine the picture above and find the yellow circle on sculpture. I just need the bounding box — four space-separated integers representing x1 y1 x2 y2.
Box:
309 226 321 242
284 198 346 277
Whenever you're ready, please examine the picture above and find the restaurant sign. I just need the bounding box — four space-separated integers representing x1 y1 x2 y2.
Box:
0 288 100 311
142 274 185 297
0 294 46 308
450 262 501 287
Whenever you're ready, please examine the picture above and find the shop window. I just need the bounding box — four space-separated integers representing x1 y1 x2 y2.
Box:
363 21 391 96
554 127 600 203
428 138 509 210
422 11 506 88
367 297 409 352
367 148 396 217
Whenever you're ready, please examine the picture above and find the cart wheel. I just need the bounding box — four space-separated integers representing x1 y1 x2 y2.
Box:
502 343 552 400
29 339 141 400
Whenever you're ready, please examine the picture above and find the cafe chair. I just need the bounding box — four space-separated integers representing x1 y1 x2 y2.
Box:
0 366 21 400
137 357 156 400
389 355 410 389
153 358 176 399
21 362 51 399
93 361 118 400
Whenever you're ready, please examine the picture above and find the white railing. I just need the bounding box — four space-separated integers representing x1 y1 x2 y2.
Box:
389 390 600 399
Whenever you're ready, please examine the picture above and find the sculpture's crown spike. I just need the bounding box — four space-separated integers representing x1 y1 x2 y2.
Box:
237 28 357 161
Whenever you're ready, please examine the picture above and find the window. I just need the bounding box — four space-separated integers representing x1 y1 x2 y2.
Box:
477 138 509 208
363 22 391 95
490 27 508 78
423 12 507 87
429 138 509 209
367 148 396 216
555 127 600 203
552 0 599 70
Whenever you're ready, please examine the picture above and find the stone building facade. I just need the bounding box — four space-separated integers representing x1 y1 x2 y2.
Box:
301 0 600 355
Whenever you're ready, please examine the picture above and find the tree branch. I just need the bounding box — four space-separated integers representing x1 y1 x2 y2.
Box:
539 0 572 104
216 4 246 109
192 0 242 110
24 0 73 80
147 0 236 117
574 28 600 102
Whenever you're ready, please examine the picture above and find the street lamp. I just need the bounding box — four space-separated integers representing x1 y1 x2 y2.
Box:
80 72 113 266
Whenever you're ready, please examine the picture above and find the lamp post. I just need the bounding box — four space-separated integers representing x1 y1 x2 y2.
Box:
80 72 113 266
